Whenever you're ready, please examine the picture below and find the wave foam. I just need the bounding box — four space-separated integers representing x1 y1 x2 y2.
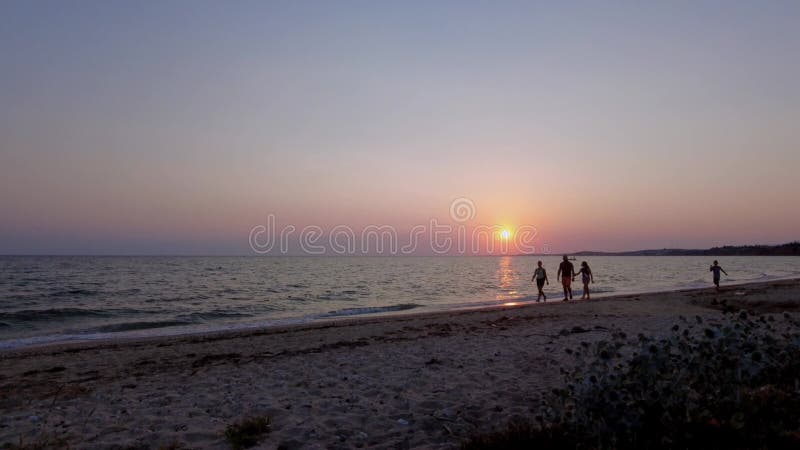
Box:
320 303 421 318
88 320 193 333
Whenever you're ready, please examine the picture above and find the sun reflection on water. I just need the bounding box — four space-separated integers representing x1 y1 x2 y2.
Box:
495 256 518 301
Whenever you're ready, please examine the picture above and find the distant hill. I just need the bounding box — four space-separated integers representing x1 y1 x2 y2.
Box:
571 242 800 257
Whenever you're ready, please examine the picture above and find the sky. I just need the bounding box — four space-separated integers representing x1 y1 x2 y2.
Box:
1 1 799 255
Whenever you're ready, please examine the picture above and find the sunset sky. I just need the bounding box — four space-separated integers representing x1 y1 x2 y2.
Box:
2 1 799 255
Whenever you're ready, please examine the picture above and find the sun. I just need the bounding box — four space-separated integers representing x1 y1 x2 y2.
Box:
499 229 511 240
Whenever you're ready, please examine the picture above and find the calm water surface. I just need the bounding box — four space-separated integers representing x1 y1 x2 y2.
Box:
2 256 799 348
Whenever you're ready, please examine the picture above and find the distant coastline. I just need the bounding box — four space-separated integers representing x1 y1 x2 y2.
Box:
568 242 800 257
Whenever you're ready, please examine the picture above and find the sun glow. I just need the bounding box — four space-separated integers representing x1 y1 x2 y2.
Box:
499 229 511 240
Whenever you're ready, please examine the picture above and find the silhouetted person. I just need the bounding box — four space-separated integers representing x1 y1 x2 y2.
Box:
557 255 575 301
575 261 594 299
531 260 549 302
710 260 728 291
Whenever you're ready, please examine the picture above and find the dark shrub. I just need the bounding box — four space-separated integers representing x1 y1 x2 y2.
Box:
464 313 800 449
224 416 271 450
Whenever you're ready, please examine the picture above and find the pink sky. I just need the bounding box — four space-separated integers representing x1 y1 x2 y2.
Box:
1 2 799 254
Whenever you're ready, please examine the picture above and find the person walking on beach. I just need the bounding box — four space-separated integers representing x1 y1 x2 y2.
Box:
531 261 549 302
710 260 728 291
575 261 594 300
557 255 575 301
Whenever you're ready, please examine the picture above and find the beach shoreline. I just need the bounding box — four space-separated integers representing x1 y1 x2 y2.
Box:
2 278 799 449
4 275 799 354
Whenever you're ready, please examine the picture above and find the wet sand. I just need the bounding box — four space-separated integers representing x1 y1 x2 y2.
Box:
2 279 799 449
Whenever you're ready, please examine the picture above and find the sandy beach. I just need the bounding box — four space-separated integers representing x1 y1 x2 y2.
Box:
2 278 799 449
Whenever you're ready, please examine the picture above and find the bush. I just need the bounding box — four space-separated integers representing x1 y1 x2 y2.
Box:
224 416 271 450
464 312 800 449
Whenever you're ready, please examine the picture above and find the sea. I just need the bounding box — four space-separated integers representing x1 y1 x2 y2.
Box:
2 255 799 349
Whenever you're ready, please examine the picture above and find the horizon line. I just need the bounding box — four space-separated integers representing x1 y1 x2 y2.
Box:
2 241 798 258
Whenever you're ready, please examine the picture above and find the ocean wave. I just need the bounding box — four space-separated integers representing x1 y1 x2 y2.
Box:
315 290 363 301
215 288 243 295
506 295 538 302
88 320 193 333
0 308 110 322
111 288 142 295
145 294 211 304
679 278 709 288
0 294 39 302
576 287 615 294
46 289 100 298
177 311 254 322
753 273 781 281
320 303 422 318
316 294 356 301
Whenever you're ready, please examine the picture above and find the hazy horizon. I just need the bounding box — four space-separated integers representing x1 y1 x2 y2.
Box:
1 241 797 257
2 1 799 255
